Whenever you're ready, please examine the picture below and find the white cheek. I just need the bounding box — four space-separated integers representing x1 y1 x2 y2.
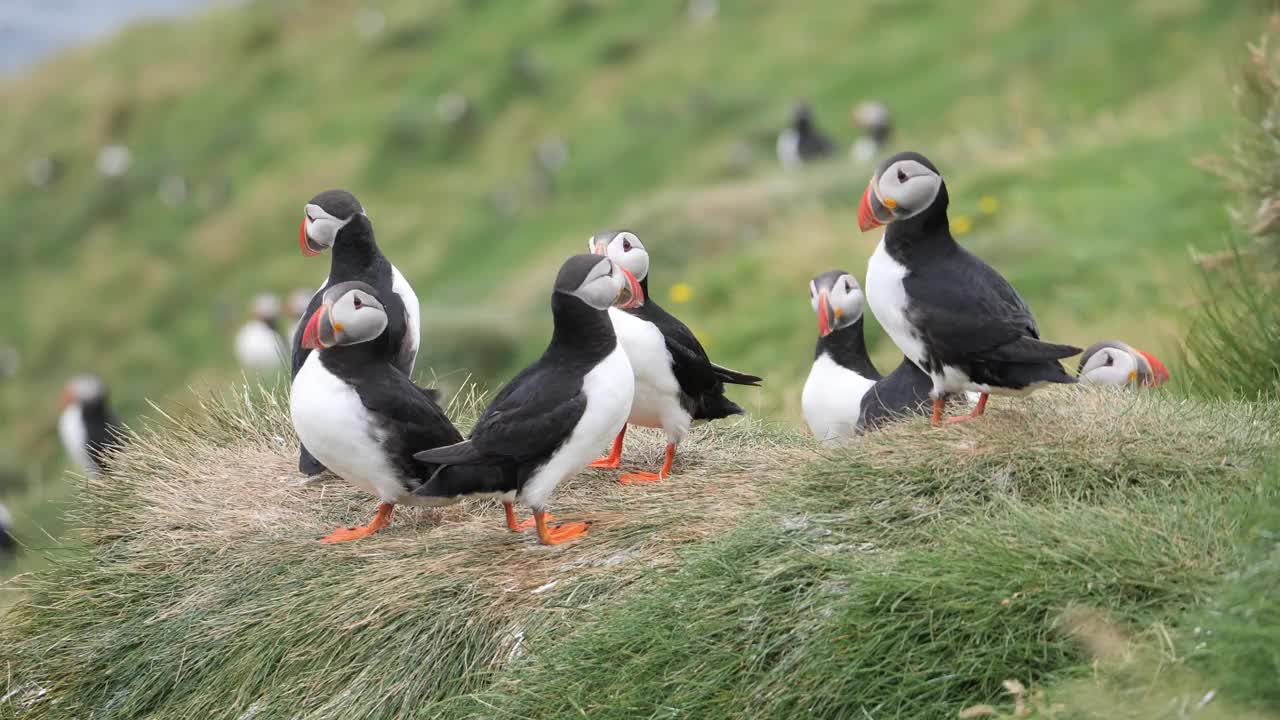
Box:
309 219 341 247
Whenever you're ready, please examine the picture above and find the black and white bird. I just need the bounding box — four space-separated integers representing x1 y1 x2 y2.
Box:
858 151 1080 425
850 100 892 164
292 189 421 476
285 287 315 349
588 231 761 482
234 293 287 373
413 254 644 545
1078 340 1170 388
776 102 835 171
802 270 934 440
0 501 14 555
290 281 509 543
58 374 123 476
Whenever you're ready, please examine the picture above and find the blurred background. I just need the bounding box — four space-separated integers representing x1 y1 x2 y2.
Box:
0 0 1261 580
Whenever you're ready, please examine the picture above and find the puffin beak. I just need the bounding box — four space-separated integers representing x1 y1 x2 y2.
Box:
299 216 323 256
817 290 834 337
590 239 608 256
59 387 74 408
1135 349 1171 386
857 179 893 232
615 268 645 309
1127 369 1138 385
300 305 335 349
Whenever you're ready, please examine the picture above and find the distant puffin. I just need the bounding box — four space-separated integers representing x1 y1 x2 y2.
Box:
857 151 1080 424
776 102 835 171
234 293 287 373
292 189 421 476
58 374 123 476
850 100 892 164
1078 340 1170 388
588 231 761 482
285 287 314 348
414 254 644 545
802 270 934 440
0 501 14 555
290 281 506 543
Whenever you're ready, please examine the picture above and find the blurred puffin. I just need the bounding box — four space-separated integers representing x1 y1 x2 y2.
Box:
414 254 644 545
589 231 762 483
285 287 314 348
58 374 123 476
292 189 421 476
1078 340 1170 388
802 270 934 440
776 102 835 171
291 281 508 543
857 151 1080 424
850 100 892 164
234 293 287 373
0 501 14 555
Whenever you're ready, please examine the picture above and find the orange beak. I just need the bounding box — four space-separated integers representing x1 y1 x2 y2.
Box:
300 305 331 349
617 268 645 310
1136 349 1170 386
299 216 321 256
817 290 832 337
858 183 883 232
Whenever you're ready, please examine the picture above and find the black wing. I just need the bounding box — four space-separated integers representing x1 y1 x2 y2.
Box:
633 301 758 418
354 370 463 451
86 412 125 473
904 245 1080 366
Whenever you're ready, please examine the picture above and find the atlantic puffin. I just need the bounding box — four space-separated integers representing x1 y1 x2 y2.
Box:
285 287 314 349
850 100 892 164
58 374 124 476
587 230 761 482
857 151 1080 424
0 501 14 555
290 281 505 543
802 270 935 440
413 254 644 545
1078 340 1170 388
776 102 835 171
234 293 287 373
292 189 421 476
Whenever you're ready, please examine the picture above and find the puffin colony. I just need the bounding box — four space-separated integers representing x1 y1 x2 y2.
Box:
45 150 1168 550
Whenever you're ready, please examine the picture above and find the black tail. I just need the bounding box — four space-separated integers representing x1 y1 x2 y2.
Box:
711 363 763 387
990 337 1082 364
693 392 746 421
413 439 485 467
416 462 510 500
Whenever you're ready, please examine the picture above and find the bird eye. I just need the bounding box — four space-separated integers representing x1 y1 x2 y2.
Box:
1104 354 1113 367
353 296 363 309
622 238 632 252
896 168 908 184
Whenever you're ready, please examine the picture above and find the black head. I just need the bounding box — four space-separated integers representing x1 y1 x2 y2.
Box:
857 151 947 232
299 189 367 256
554 254 644 311
792 101 815 129
61 374 107 409
809 270 865 337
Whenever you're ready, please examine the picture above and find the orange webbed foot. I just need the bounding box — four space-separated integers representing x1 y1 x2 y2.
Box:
533 510 589 545
588 457 621 469
618 470 664 485
503 501 548 531
320 502 393 544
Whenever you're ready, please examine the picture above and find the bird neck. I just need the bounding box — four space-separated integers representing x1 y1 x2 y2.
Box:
548 293 616 357
79 397 111 424
816 318 881 380
882 185 955 264
317 339 393 382
331 216 381 270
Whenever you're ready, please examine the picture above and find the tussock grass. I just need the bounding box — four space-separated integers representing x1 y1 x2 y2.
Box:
2 387 1275 719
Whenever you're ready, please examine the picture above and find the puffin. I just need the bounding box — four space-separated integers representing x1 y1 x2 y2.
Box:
850 100 892 164
58 374 124 476
587 230 762 482
285 287 315 348
802 270 934 440
234 293 287 373
290 281 508 543
0 501 14 555
1078 340 1170 388
776 102 835 171
292 189 421 476
857 151 1081 424
413 254 644 545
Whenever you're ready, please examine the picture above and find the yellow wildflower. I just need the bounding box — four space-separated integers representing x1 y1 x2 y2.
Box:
952 215 973 235
978 195 999 215
670 282 694 304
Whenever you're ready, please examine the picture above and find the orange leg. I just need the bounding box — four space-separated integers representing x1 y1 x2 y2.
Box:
321 502 394 543
931 398 947 426
503 500 546 532
619 443 676 485
944 392 989 424
588 427 627 469
533 509 589 545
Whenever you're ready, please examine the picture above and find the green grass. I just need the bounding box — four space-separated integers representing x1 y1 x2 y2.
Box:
2 387 1276 719
0 0 1263 572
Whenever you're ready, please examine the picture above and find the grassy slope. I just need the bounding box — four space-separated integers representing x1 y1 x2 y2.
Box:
2 388 1276 718
0 0 1260 568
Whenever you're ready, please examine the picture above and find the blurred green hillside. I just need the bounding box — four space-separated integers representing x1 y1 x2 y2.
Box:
0 0 1261 570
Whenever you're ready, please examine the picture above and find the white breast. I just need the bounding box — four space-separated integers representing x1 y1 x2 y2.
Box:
802 353 877 442
776 129 801 170
866 239 927 372
608 309 692 443
520 346 635 510
290 354 408 504
235 321 286 373
58 405 96 475
391 265 422 375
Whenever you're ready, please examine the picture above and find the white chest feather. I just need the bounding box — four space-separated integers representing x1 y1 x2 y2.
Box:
866 239 927 371
608 309 691 441
802 353 877 442
521 346 635 510
391 265 422 373
290 354 407 503
235 321 286 373
776 129 801 170
58 405 96 475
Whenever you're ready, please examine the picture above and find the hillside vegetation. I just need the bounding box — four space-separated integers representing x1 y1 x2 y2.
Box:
2 387 1276 719
0 0 1261 570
